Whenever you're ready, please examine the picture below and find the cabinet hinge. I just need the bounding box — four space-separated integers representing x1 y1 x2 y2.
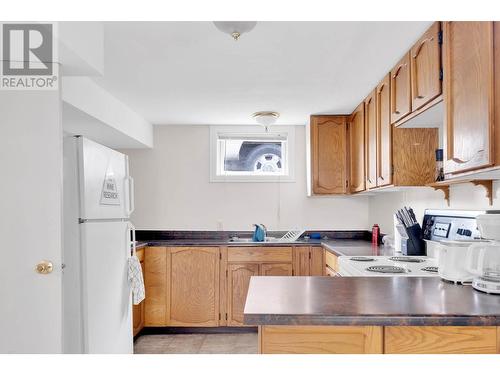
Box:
219 313 221 320
439 68 443 81
438 30 443 45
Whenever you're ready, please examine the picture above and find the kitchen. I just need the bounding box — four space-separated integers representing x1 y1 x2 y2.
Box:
1 2 500 373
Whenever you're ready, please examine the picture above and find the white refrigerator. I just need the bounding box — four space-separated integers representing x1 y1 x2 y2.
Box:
63 136 135 354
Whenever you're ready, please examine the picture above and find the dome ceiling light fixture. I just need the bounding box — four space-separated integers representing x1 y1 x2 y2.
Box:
213 21 257 41
252 111 280 132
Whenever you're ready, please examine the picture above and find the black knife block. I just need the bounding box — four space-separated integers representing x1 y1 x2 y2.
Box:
403 224 426 256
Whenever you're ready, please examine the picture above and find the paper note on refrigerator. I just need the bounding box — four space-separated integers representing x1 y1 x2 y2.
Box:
100 165 120 205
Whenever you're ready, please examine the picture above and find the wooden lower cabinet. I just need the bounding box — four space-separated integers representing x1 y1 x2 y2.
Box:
259 325 500 354
324 250 339 276
133 248 145 336
167 247 220 327
260 326 383 354
227 263 260 326
144 247 168 326
227 247 295 326
261 263 292 276
293 246 325 276
385 326 499 354
144 246 326 329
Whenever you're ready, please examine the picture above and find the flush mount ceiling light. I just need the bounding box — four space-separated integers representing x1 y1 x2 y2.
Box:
213 21 257 41
252 111 280 132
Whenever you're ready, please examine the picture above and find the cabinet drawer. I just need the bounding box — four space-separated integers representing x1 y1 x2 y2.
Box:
325 250 339 272
228 247 292 263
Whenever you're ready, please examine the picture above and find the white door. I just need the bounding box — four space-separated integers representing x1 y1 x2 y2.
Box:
80 221 133 353
78 137 132 220
0 86 63 353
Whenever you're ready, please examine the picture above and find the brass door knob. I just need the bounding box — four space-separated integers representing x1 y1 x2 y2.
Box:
35 261 53 274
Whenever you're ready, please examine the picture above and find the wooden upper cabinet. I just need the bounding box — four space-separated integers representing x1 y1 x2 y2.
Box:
410 22 442 111
365 91 377 189
348 103 365 193
227 263 259 326
443 21 495 174
393 128 439 186
376 74 392 186
390 52 412 124
168 247 220 327
310 116 348 194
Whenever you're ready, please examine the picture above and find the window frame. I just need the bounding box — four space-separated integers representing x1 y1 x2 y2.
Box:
209 125 296 183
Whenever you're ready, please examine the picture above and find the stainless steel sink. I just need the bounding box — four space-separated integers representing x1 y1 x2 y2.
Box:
229 237 279 243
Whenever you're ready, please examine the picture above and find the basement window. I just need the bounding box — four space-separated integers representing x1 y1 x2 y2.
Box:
210 126 295 182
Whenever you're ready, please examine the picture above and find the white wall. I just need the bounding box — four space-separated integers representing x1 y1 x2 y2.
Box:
369 183 500 235
122 125 370 231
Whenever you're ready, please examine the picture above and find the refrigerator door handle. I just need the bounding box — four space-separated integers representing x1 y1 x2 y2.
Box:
125 176 135 216
128 222 136 257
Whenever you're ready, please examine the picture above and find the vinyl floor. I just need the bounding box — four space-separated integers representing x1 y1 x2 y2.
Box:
134 333 258 354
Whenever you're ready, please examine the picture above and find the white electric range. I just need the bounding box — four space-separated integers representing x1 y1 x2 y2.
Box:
338 255 438 277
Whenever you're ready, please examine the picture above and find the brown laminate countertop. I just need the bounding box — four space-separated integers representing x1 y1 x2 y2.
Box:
243 276 500 326
138 239 390 257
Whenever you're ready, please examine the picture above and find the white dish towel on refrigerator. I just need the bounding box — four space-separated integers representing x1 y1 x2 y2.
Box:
128 255 145 305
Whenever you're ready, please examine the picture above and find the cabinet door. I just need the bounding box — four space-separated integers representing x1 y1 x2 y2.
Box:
133 261 145 336
293 247 310 276
260 263 292 276
390 52 412 124
443 21 495 174
144 247 167 326
349 102 365 193
365 91 377 189
411 22 442 110
311 116 348 194
168 247 220 327
227 263 259 326
376 74 392 187
310 247 325 276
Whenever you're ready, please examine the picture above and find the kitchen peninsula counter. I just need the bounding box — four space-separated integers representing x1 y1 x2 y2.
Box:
244 276 500 354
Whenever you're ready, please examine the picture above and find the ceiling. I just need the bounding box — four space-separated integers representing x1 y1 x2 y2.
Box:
93 21 432 126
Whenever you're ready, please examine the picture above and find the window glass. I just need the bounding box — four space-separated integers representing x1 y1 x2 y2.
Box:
217 135 288 177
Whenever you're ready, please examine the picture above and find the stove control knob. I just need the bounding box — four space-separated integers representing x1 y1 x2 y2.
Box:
463 229 472 237
457 228 464 235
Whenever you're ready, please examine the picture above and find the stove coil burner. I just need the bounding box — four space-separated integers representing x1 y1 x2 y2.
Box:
421 266 438 273
389 256 425 263
349 257 375 262
366 265 408 274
